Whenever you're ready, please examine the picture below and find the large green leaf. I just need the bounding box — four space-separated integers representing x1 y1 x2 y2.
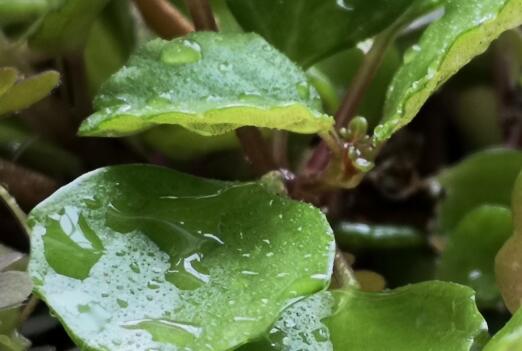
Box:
437 205 513 308
436 148 522 234
29 165 335 351
226 0 415 67
240 281 487 351
0 69 60 116
29 0 109 53
483 308 522 351
79 32 333 137
375 0 522 142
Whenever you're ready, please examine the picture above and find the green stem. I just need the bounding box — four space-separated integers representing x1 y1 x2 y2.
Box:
0 185 29 237
333 246 359 289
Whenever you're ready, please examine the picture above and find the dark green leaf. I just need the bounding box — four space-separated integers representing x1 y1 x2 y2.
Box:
0 70 60 116
240 281 487 351
226 0 415 67
29 165 335 351
29 0 109 53
436 148 522 234
375 0 522 142
436 205 513 307
483 307 522 351
79 32 333 137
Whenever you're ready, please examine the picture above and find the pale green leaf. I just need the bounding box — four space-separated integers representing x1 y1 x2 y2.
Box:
0 70 60 116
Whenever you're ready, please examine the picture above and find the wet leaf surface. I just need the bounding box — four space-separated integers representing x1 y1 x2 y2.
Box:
239 281 487 351
28 165 335 351
79 32 333 137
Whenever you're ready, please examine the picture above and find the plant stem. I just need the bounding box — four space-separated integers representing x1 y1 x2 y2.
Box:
18 295 39 328
236 127 277 174
0 184 29 237
304 27 398 177
134 0 194 39
333 246 358 288
184 0 277 174
272 131 289 168
184 0 218 31
0 159 58 208
61 53 91 125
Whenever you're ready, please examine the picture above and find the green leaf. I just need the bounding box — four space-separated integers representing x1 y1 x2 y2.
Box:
334 221 424 251
0 332 30 351
0 0 48 27
0 70 60 116
142 126 240 161
29 165 335 351
375 0 522 142
484 308 522 351
79 32 333 137
496 170 522 313
240 281 487 351
436 205 513 308
226 0 415 67
436 148 522 234
84 0 136 94
29 0 109 53
0 68 18 97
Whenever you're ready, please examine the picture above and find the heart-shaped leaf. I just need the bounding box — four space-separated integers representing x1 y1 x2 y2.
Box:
374 0 522 142
483 307 522 351
436 148 522 234
29 0 109 53
0 69 60 116
29 165 335 351
239 281 487 350
79 32 333 137
226 0 417 67
437 205 513 308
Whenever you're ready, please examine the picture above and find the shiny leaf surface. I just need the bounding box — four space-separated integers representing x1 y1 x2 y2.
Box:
240 281 487 351
29 165 335 351
375 0 522 142
80 32 332 137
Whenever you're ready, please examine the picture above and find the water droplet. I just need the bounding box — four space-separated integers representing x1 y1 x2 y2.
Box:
117 298 128 308
218 62 231 72
130 262 141 273
336 0 353 10
147 281 161 290
123 319 203 344
161 39 202 65
296 81 310 100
